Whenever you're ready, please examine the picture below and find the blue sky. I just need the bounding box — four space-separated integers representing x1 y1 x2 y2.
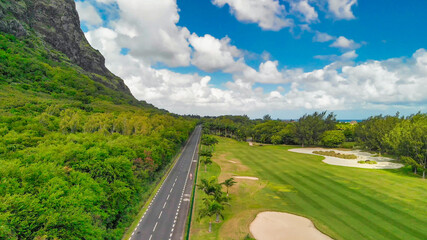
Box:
75 0 427 119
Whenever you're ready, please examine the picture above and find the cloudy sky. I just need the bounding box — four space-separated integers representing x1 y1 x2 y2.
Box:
75 0 427 119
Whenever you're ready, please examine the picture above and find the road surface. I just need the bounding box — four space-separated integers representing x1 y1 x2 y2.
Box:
129 126 201 240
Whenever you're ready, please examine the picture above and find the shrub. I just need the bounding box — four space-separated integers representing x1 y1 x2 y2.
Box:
313 150 357 159
321 130 345 147
358 160 377 164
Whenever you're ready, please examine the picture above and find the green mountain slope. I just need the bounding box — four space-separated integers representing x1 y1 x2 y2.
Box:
0 1 197 239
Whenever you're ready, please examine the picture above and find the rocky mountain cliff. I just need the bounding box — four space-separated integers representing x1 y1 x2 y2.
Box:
0 0 132 95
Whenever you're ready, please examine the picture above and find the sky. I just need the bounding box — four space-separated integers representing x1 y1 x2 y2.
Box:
75 0 427 119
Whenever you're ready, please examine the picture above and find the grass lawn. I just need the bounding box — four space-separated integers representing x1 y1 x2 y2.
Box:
190 137 427 240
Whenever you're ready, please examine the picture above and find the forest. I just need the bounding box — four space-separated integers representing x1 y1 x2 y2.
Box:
0 32 197 239
202 112 427 178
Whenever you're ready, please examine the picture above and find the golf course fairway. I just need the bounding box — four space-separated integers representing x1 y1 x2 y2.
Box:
190 137 427 240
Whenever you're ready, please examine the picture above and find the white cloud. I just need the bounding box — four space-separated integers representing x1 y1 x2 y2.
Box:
313 31 335 42
189 34 246 73
240 61 287 84
291 0 318 23
76 1 103 27
81 0 425 116
327 0 357 20
330 36 360 49
111 0 192 67
314 50 358 62
212 0 293 31
87 24 427 115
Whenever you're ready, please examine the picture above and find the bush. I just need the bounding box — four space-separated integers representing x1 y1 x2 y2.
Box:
358 160 377 164
340 141 356 149
313 150 357 159
321 130 346 147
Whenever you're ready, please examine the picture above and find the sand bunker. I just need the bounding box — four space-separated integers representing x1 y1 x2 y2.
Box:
228 160 237 164
250 212 332 240
234 176 259 180
289 148 403 169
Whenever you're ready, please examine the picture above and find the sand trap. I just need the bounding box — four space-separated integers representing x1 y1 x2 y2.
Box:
234 176 259 180
228 160 237 164
289 148 403 169
250 212 332 240
249 142 254 146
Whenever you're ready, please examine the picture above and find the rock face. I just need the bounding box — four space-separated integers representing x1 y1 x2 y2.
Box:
0 0 132 95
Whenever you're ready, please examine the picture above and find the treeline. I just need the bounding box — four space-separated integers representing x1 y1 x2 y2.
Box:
356 113 427 177
202 112 427 178
202 112 351 147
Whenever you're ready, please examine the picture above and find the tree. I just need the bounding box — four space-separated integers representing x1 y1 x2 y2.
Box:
198 197 225 233
263 114 272 121
200 157 213 172
201 135 218 150
321 130 346 147
355 114 401 154
384 114 427 177
295 112 337 147
221 178 236 196
197 177 222 196
199 149 213 158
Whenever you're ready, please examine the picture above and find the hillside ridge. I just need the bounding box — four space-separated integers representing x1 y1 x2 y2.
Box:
0 0 132 95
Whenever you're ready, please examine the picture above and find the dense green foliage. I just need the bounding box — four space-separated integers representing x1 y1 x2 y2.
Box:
294 111 337 147
191 138 427 240
202 112 338 146
355 113 427 177
0 32 196 239
320 130 346 147
0 33 158 109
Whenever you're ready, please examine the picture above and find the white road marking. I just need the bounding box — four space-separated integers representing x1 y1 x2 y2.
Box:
153 222 158 232
149 235 152 240
158 211 163 219
163 201 167 208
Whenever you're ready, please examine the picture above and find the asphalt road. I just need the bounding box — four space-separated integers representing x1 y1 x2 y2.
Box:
129 125 201 240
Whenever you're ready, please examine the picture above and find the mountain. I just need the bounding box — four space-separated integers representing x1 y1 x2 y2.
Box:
0 0 160 110
0 0 132 94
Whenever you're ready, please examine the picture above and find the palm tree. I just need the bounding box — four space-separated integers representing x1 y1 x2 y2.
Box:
198 148 213 158
200 156 213 172
198 196 225 232
221 178 237 196
197 177 221 196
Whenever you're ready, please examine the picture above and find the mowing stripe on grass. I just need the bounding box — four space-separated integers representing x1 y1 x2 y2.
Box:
236 146 426 240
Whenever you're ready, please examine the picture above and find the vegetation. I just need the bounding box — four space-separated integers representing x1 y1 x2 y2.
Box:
355 113 427 178
358 160 377 164
320 130 346 147
203 112 426 178
197 177 229 232
190 137 427 240
0 32 197 239
313 151 358 159
221 178 237 196
294 111 337 147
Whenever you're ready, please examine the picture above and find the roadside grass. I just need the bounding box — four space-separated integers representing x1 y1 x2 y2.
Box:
190 137 427 240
